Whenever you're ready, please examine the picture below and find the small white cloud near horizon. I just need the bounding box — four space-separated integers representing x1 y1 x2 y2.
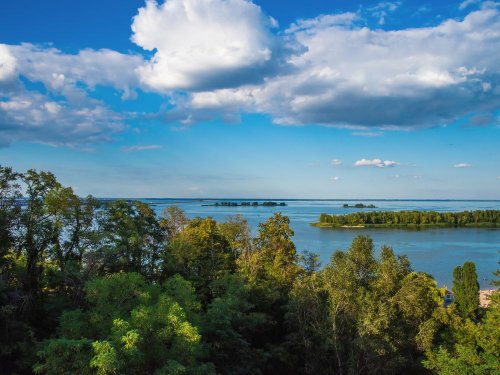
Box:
121 145 162 152
330 176 341 181
351 131 384 137
454 163 472 168
354 159 399 168
331 159 342 166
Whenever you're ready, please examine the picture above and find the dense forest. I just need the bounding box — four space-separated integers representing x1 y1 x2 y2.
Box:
316 210 500 228
1 166 499 374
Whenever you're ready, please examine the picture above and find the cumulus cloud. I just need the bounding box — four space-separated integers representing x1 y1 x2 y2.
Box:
131 0 288 92
3 1 500 147
330 176 341 181
0 44 17 82
331 159 342 166
0 44 145 147
9 44 143 99
454 163 472 168
354 159 399 168
0 93 125 147
170 6 500 129
121 144 162 152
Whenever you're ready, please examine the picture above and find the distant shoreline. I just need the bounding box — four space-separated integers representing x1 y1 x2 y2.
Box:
202 201 287 207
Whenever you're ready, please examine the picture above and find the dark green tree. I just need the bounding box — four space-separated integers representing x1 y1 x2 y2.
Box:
96 200 165 279
453 261 479 319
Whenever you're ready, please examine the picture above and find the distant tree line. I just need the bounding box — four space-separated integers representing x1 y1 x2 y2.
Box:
317 210 500 227
342 203 377 208
1 165 498 374
210 201 287 207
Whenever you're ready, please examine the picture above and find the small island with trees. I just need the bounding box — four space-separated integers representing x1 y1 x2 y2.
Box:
203 201 287 207
343 203 377 208
313 210 500 228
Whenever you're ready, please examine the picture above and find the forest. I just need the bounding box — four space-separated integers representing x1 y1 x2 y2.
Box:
316 210 500 228
0 166 499 375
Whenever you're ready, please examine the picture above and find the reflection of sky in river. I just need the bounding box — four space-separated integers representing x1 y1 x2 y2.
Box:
146 199 500 289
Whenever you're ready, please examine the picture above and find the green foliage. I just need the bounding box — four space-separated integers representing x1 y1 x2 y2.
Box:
36 272 213 374
453 262 480 319
287 236 439 374
34 339 93 375
317 210 500 228
422 267 499 374
243 213 300 291
166 216 235 304
202 274 267 374
97 200 165 278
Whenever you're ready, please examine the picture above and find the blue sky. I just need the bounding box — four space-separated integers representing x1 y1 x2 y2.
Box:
0 0 499 198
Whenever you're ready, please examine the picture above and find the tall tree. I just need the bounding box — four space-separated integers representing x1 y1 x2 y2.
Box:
453 261 479 319
96 200 165 279
166 217 235 304
0 165 21 256
18 170 61 296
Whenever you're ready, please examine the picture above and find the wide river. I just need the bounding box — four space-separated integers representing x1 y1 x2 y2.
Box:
144 199 500 288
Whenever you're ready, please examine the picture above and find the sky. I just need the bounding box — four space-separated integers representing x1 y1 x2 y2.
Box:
0 0 499 199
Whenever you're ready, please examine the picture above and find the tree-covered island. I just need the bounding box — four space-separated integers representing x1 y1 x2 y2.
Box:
314 210 500 228
203 201 287 207
342 203 377 208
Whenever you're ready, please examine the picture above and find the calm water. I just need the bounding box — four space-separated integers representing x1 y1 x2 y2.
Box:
144 199 500 288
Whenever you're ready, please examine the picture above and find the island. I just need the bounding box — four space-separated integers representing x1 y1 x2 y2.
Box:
312 210 500 228
202 201 287 207
342 203 377 208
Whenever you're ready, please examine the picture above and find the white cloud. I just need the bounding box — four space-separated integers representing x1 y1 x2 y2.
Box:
354 158 399 168
364 2 401 25
454 163 472 168
459 0 481 10
121 145 162 152
170 7 500 129
331 159 342 166
330 176 341 181
0 44 145 147
132 0 282 92
0 93 125 147
0 44 17 82
2 2 500 147
351 131 383 137
9 44 143 99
